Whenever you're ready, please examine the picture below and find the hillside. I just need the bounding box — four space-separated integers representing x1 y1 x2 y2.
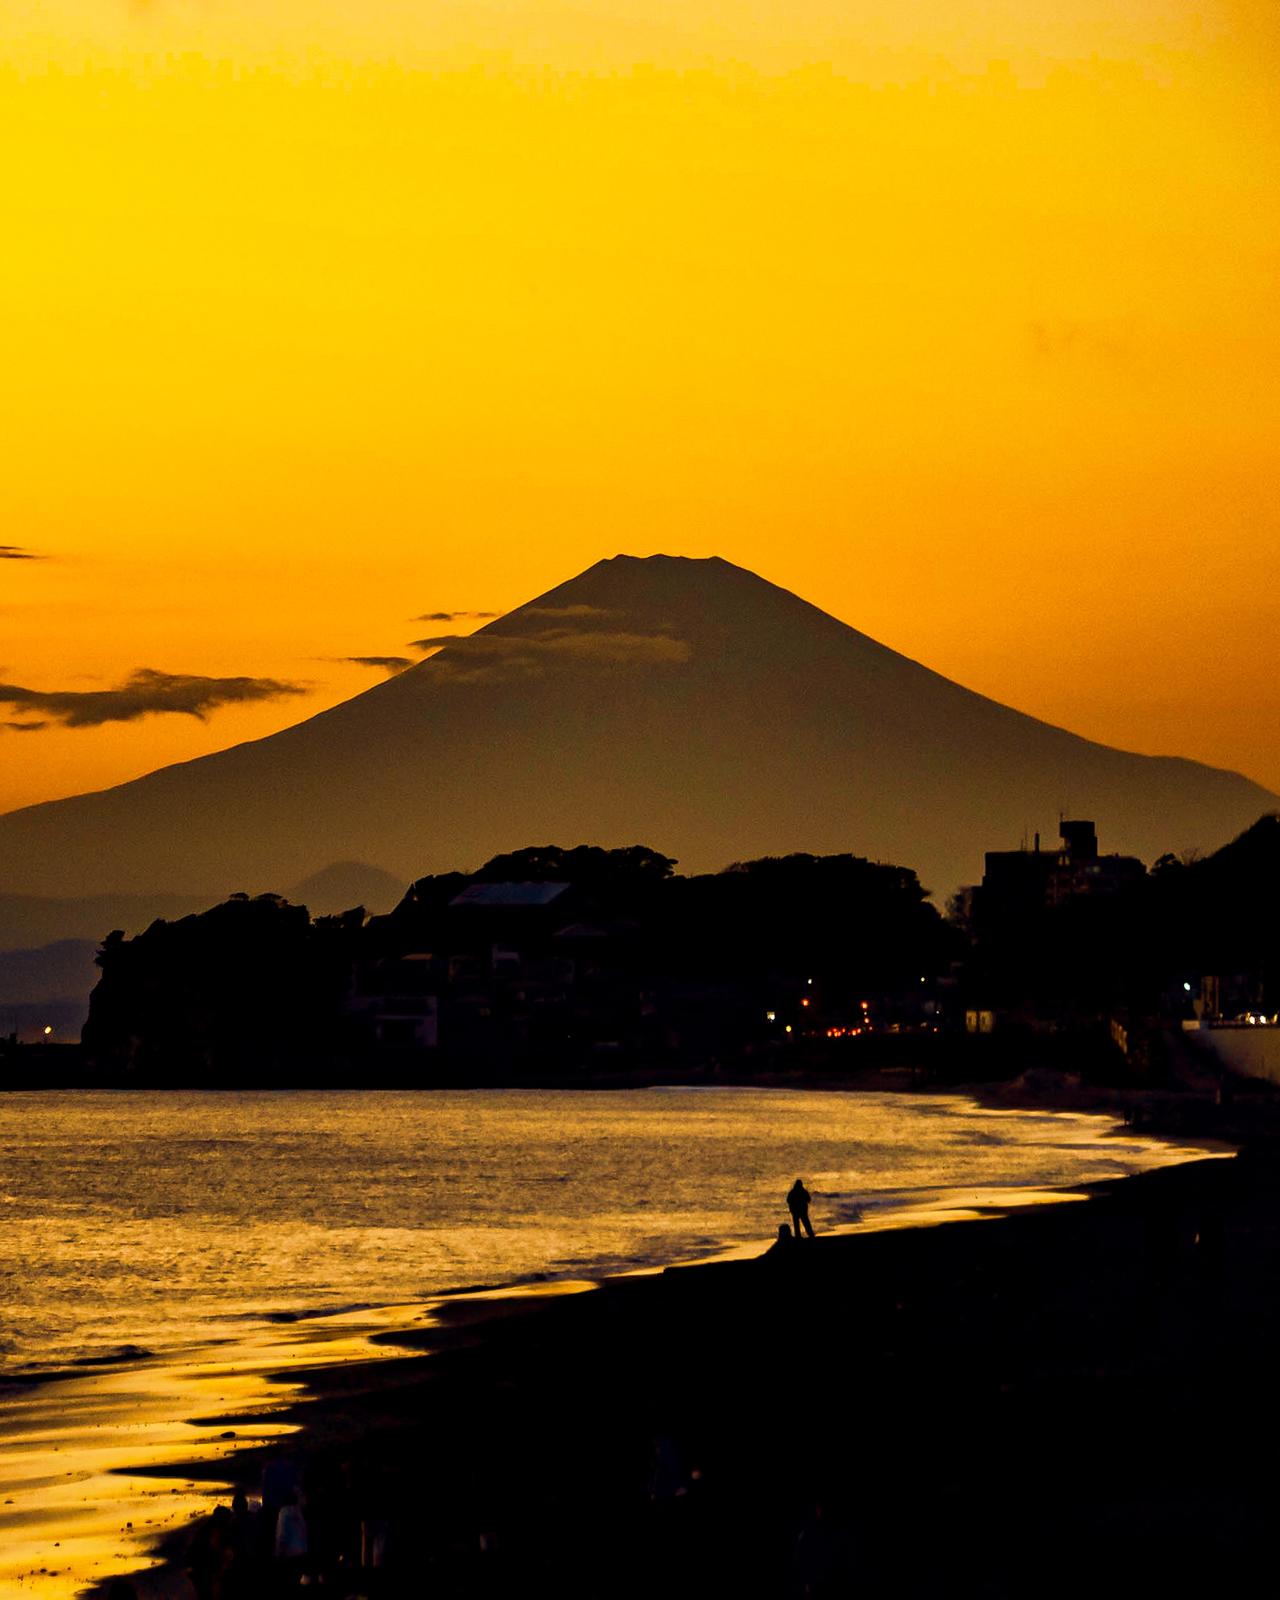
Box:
0 555 1272 903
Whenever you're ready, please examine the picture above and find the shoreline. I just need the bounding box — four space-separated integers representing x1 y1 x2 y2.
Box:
0 1079 1225 1393
58 1129 1247 1598
90 1146 1271 1597
1 1078 1262 1596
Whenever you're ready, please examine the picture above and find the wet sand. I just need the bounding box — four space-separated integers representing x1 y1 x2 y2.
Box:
71 1141 1280 1599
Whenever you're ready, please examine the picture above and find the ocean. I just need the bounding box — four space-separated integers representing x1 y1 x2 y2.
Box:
0 1085 1223 1597
0 1085 1216 1378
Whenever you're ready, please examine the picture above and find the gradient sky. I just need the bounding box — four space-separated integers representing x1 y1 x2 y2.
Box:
2 0 1277 816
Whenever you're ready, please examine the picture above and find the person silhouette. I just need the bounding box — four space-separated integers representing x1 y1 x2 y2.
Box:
764 1221 797 1259
788 1178 815 1239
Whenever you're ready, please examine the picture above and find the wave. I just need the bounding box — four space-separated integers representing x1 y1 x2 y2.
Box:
214 1301 383 1325
1 1343 158 1387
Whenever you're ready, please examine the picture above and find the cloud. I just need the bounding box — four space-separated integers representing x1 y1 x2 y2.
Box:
342 655 414 674
405 607 610 651
524 604 615 619
0 668 307 728
2 719 47 733
409 627 691 683
409 633 468 651
414 610 501 623
1026 317 1135 364
0 545 43 561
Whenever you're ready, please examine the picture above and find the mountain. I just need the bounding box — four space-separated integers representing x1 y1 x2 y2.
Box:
286 862 405 916
0 861 402 953
0 938 99 1003
0 892 213 954
0 863 404 1039
0 555 1273 903
0 939 100 1043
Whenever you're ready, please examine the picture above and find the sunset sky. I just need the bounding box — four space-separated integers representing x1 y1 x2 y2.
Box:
2 0 1277 816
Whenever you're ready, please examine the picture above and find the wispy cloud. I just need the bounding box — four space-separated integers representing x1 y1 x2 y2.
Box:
414 610 501 623
2 719 47 733
0 545 43 561
409 627 691 683
1026 317 1135 364
524 604 615 619
0 668 307 728
409 633 467 651
341 655 414 675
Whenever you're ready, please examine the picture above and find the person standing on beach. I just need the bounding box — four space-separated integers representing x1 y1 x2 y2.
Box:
788 1178 815 1239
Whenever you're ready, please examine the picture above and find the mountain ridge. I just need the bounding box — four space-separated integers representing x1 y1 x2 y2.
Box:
1 554 1273 901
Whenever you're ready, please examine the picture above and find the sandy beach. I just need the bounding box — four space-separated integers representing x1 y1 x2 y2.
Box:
54 1131 1278 1600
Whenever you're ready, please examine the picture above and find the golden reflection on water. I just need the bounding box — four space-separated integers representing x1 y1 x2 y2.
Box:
0 1090 1226 1595
0 1310 393 1597
0 1289 608 1597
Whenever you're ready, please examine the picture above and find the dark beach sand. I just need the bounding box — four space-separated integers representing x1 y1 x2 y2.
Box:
103 1140 1280 1600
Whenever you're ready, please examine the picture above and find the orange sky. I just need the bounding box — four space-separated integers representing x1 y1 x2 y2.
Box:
2 0 1277 816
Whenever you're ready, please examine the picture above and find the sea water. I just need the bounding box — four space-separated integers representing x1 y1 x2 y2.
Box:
0 1086 1217 1377
0 1086 1223 1596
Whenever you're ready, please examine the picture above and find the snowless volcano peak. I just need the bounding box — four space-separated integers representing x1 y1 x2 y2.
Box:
0 555 1274 904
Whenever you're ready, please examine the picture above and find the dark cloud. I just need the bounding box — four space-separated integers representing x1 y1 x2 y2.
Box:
343 656 414 675
0 545 43 561
2 719 47 733
0 668 307 729
409 627 691 683
414 610 501 623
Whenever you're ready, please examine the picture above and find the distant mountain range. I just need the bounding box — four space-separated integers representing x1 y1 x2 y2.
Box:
0 555 1273 919
0 862 406 954
0 862 407 1041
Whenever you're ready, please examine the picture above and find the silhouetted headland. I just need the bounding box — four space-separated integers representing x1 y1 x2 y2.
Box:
6 815 1258 1117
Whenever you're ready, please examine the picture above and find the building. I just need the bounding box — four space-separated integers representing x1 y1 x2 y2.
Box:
977 819 1144 931
1049 820 1145 904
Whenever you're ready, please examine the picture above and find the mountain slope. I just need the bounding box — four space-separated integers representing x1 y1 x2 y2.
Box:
0 555 1273 901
